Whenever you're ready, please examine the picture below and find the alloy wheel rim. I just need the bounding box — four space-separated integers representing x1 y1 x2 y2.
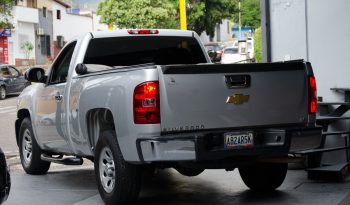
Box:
99 147 116 193
22 129 33 165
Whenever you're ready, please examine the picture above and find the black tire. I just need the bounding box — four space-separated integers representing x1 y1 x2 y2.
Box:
94 131 141 205
19 118 51 175
239 162 288 192
0 86 6 100
175 166 204 177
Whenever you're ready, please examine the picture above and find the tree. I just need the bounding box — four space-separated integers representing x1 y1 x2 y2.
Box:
97 0 177 29
21 41 34 60
186 0 236 38
233 0 261 29
0 0 15 28
254 27 262 63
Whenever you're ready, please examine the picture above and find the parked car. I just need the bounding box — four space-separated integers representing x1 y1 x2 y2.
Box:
204 42 224 63
0 148 10 204
17 29 321 205
0 64 30 100
221 47 241 64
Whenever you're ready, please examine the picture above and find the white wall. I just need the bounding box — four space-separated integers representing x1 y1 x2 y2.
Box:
307 0 350 102
52 2 93 42
13 6 39 24
269 0 350 163
270 0 350 101
8 6 38 64
269 0 307 61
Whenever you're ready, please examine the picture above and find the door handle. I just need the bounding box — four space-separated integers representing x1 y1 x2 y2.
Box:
54 93 63 102
225 75 251 88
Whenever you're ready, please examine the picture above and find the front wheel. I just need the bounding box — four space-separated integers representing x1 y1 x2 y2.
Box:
19 118 51 175
94 131 141 205
239 162 288 192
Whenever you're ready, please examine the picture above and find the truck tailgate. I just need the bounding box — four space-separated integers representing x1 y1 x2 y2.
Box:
159 62 309 132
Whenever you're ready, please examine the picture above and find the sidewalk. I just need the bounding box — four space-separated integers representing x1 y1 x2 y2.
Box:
5 164 350 205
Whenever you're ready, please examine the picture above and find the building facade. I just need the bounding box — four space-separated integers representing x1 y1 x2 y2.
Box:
35 0 54 65
7 0 39 66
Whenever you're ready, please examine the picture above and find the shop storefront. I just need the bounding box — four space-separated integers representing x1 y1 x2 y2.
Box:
0 29 11 64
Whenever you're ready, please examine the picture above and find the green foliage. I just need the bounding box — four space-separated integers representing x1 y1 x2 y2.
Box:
97 0 177 29
97 0 236 38
254 27 262 63
21 41 34 59
233 0 261 29
0 0 15 28
186 0 235 38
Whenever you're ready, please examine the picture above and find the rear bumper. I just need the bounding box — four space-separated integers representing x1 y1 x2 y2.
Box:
136 126 322 162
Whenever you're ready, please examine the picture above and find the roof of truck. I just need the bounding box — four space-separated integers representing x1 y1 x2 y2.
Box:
90 29 196 39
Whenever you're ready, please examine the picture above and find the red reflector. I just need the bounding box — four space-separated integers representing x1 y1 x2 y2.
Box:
133 81 160 124
127 29 159 35
309 76 317 114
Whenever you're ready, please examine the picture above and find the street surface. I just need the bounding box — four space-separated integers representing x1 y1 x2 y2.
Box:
0 95 19 154
6 165 350 205
2 95 350 205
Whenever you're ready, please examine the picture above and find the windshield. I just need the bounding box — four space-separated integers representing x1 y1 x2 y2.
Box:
84 36 207 66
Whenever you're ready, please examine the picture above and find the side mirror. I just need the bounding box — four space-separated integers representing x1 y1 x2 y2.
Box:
25 67 46 83
75 63 88 75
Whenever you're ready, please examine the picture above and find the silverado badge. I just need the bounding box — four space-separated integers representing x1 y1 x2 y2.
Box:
226 94 250 105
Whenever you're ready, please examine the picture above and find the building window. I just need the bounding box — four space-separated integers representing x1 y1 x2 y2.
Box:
46 35 51 56
40 35 51 56
43 7 47 18
57 10 61 20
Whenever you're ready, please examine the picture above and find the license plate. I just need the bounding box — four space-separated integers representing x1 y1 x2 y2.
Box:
225 132 254 148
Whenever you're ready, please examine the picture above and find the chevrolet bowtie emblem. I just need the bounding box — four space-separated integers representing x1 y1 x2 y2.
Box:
226 94 250 104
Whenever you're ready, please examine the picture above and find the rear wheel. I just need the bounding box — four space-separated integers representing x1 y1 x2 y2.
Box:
95 131 141 205
0 86 6 100
19 118 51 175
239 162 288 192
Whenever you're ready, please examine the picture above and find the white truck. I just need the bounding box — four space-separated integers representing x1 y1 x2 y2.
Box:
16 29 321 205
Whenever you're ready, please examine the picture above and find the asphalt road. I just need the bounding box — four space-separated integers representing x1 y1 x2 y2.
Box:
0 95 19 154
6 165 350 205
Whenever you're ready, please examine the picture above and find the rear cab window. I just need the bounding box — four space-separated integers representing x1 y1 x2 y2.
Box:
83 36 207 66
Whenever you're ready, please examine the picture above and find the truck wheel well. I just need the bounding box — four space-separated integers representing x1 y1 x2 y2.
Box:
15 109 30 146
86 109 115 152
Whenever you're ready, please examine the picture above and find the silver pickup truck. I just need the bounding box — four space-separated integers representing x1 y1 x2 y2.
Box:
16 29 321 205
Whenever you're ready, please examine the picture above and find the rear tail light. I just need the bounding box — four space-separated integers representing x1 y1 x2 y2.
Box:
308 76 317 114
133 81 160 124
127 29 159 35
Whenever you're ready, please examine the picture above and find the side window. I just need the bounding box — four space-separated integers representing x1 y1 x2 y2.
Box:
0 67 10 77
8 66 20 77
49 41 76 84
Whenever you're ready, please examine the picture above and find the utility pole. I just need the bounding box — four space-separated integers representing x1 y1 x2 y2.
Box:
238 0 241 39
179 0 187 30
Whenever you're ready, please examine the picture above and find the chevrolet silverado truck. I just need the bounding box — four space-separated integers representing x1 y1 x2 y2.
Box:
16 29 322 205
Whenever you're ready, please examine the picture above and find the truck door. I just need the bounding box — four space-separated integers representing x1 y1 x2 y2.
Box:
34 41 76 153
